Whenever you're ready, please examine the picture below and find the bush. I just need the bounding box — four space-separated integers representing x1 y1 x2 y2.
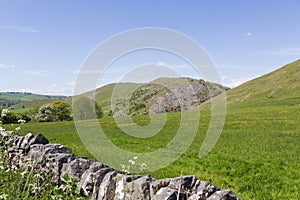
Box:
35 104 56 122
0 109 17 124
19 113 31 123
51 101 72 121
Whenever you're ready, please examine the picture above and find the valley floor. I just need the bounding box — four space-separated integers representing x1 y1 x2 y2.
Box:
3 105 300 199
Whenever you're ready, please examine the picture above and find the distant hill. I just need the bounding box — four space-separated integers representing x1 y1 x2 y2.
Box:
226 59 300 107
0 92 66 110
78 77 229 116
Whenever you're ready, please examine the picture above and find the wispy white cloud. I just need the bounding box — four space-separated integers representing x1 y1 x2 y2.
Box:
1 25 40 33
245 32 252 36
0 63 15 69
68 81 75 86
156 61 190 69
266 47 300 56
157 61 168 66
222 76 254 88
27 70 47 76
73 69 102 75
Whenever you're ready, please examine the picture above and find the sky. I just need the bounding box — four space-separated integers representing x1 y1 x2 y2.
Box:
0 0 300 96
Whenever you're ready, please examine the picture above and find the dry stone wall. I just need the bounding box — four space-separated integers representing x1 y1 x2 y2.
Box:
0 130 240 200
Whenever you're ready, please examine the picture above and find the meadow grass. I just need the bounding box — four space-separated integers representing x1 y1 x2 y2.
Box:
3 105 300 199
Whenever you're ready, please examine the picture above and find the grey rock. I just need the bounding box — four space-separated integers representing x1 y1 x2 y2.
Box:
30 133 49 145
25 144 45 168
15 136 24 149
114 174 153 200
151 176 197 200
45 153 74 170
193 180 220 199
43 144 72 154
97 171 117 200
151 178 171 195
19 133 35 153
91 167 114 200
61 157 95 180
153 187 188 200
206 190 240 200
79 162 110 196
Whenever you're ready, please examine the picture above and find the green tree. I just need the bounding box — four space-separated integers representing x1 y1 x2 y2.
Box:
35 104 56 122
51 101 72 121
95 102 103 119
73 97 94 120
73 97 103 120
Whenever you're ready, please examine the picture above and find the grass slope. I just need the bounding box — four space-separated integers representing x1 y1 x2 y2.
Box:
70 82 143 112
226 59 300 107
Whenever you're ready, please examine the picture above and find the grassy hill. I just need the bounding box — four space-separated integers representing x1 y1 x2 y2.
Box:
77 77 228 116
0 92 66 113
226 59 300 107
72 82 144 111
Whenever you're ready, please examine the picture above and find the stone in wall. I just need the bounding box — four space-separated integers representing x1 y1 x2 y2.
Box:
0 130 240 200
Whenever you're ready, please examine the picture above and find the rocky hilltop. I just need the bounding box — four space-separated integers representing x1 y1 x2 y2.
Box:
111 77 228 116
0 130 239 200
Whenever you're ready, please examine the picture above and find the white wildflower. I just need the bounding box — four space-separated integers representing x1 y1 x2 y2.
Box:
0 194 9 200
1 109 10 117
128 159 135 165
140 163 147 171
20 171 27 177
120 164 125 170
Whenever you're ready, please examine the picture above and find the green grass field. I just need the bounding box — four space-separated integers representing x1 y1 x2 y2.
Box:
3 60 300 199
3 104 300 199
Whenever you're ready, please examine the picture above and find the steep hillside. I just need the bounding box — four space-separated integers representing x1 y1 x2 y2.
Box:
76 82 143 111
226 59 300 107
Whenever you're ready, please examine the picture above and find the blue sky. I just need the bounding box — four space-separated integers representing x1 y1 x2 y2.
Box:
0 0 299 95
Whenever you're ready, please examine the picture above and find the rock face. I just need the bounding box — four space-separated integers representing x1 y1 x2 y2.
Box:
111 77 229 116
0 130 240 200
